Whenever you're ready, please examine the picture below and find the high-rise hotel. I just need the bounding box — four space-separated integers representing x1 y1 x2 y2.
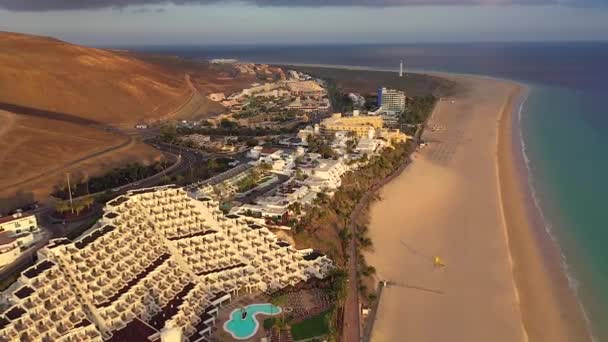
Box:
377 87 406 112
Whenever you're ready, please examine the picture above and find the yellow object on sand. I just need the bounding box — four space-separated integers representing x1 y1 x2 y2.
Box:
434 256 444 267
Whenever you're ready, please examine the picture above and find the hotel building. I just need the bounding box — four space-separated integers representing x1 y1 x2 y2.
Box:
0 186 332 342
320 113 409 145
320 113 383 138
377 87 406 112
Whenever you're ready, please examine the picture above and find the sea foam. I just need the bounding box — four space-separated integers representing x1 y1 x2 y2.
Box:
516 91 596 342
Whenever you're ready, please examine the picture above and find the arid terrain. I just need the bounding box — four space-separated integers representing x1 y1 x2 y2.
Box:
0 31 254 210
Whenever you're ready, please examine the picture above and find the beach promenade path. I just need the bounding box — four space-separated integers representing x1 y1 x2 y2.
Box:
365 75 526 342
343 143 412 342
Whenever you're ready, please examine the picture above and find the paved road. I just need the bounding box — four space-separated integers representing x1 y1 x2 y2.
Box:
0 205 101 280
0 234 47 281
60 140 190 202
343 202 364 342
342 158 413 342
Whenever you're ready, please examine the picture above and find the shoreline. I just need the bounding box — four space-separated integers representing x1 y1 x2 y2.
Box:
497 80 594 341
268 61 594 339
363 72 590 341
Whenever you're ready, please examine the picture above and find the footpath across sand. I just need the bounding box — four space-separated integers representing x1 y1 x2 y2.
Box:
0 110 16 138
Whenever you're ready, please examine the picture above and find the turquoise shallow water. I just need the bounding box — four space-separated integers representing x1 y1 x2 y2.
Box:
224 303 281 339
132 42 608 341
521 86 608 341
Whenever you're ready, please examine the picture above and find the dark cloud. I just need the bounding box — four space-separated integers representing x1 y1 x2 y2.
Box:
0 0 603 11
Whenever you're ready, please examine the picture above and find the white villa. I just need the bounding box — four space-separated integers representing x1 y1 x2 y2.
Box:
0 213 43 269
0 185 333 342
303 159 350 191
230 181 316 222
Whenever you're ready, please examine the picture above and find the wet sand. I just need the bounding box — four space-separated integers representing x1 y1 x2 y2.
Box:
366 74 591 341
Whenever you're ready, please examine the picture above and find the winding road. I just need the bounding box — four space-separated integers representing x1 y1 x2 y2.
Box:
0 72 207 195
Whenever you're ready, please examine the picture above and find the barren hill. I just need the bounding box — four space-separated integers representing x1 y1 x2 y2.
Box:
0 31 252 209
0 31 193 125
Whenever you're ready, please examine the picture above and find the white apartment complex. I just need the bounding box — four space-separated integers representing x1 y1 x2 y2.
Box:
303 159 350 191
0 214 42 268
0 185 332 342
287 97 330 113
221 76 328 111
231 181 316 222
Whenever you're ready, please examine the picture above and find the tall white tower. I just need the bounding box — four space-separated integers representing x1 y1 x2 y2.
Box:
399 60 404 77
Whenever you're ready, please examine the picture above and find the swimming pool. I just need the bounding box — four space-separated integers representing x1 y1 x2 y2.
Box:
223 303 281 340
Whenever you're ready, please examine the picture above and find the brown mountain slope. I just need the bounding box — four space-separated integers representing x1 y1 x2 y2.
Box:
0 31 189 124
0 32 252 210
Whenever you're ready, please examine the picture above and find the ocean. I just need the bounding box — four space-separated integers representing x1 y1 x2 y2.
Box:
133 42 608 340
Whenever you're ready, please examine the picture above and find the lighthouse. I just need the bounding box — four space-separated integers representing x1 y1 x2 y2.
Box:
399 60 404 77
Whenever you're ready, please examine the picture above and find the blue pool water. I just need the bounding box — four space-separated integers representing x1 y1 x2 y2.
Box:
223 303 281 340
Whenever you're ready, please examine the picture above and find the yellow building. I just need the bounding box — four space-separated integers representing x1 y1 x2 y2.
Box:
320 113 384 137
379 129 409 144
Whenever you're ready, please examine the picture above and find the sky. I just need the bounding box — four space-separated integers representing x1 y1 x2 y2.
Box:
0 0 607 45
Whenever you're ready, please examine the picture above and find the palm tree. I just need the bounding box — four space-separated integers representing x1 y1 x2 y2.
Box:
250 168 261 183
55 201 71 215
314 192 329 205
270 295 285 314
81 196 94 210
259 162 272 172
73 201 86 216
272 321 282 342
207 158 219 170
287 202 301 216
270 308 288 342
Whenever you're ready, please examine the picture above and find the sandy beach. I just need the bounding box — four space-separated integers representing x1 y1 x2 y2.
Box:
366 74 591 341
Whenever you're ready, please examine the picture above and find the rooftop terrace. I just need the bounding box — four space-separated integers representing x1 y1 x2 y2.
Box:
75 225 116 250
99 253 170 307
14 286 34 299
23 260 55 279
108 196 129 207
0 316 9 330
149 283 196 330
107 318 158 342
168 230 217 242
196 263 247 277
5 306 26 321
47 238 71 249
303 251 324 261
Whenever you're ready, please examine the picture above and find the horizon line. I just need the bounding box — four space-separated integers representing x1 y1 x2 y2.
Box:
97 39 608 48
